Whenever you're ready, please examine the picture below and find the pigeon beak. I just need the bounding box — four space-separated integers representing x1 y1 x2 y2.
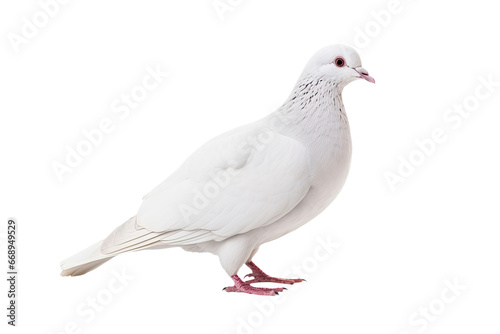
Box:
355 67 375 84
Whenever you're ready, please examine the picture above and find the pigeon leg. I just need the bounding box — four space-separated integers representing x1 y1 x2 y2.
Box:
223 275 284 296
244 261 304 284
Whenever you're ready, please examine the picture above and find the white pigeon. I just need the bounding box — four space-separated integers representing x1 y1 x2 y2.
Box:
61 44 374 296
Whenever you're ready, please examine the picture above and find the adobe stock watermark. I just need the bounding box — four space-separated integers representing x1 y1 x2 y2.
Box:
212 0 245 20
352 0 416 50
7 0 72 54
385 74 499 191
397 278 466 334
51 64 168 182
222 235 340 334
48 267 134 334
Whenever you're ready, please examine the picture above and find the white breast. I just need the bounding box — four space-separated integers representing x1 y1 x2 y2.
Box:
248 81 353 245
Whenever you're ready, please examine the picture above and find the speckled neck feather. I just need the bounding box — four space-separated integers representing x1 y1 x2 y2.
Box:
273 75 352 170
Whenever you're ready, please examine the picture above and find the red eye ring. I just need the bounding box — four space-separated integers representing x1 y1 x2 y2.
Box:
334 57 345 67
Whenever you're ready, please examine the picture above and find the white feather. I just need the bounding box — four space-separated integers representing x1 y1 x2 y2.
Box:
61 44 373 278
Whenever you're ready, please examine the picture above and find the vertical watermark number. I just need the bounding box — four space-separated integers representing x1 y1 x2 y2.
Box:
6 218 17 326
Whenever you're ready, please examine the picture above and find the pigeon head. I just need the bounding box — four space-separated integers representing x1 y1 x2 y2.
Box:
304 44 375 85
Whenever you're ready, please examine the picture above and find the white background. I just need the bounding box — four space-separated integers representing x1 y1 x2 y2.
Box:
1 0 499 333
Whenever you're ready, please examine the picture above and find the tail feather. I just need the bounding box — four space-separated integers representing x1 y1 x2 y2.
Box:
60 215 215 277
60 241 114 276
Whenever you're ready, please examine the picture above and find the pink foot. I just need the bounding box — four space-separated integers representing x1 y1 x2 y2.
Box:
244 261 305 285
223 275 285 296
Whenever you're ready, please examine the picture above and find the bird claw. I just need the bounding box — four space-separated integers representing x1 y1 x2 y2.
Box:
224 284 284 296
224 275 287 296
245 276 304 285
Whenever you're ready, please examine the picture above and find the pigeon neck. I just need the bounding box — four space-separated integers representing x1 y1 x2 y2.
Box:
274 75 349 133
271 75 351 168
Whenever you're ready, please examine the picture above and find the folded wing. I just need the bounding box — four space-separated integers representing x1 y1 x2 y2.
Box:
102 121 312 254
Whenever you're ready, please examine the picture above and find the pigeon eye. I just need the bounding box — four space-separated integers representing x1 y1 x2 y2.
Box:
334 57 345 67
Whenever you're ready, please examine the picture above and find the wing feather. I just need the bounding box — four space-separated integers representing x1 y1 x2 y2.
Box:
137 119 311 238
101 119 312 254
